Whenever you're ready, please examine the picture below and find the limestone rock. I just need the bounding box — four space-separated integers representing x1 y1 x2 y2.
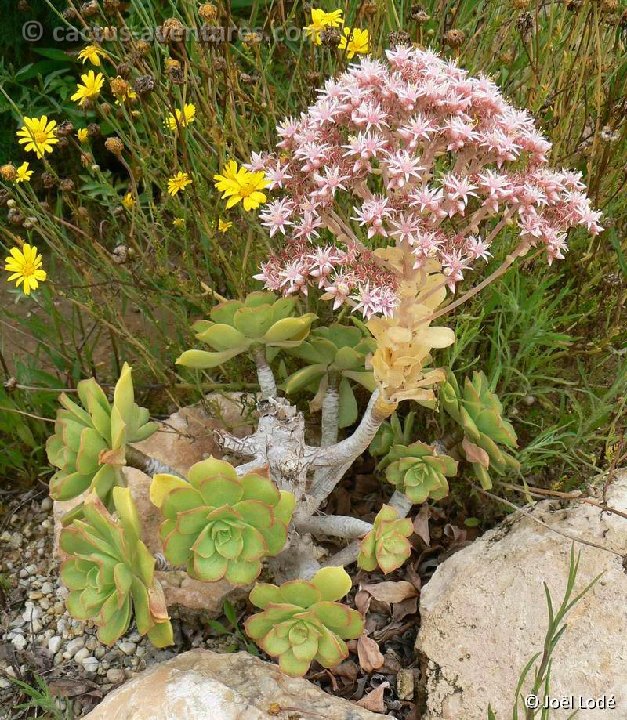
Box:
53 398 255 613
417 470 627 719
84 649 387 720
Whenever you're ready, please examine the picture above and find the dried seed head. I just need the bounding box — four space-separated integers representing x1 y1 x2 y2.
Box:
134 74 155 95
18 0 30 11
105 136 124 157
389 30 411 48
41 171 57 189
511 0 531 9
0 164 17 182
59 179 75 192
167 61 185 84
306 71 322 84
362 0 378 17
81 1 100 17
75 207 90 220
239 72 257 85
56 120 74 137
103 0 121 12
80 153 93 168
600 0 618 11
320 26 342 47
8 208 25 225
57 137 70 149
159 17 186 43
213 56 227 71
116 62 131 78
134 39 151 56
63 7 78 20
410 5 430 23
110 76 130 98
443 29 466 48
88 123 101 138
99 102 113 116
241 30 263 47
198 3 217 21
112 244 128 263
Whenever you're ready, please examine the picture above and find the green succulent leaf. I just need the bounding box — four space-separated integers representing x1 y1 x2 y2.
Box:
59 490 173 648
47 365 156 506
383 442 457 505
358 505 413 574
245 567 363 677
151 458 294 587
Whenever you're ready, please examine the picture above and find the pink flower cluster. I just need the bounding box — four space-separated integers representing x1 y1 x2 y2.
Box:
250 46 601 318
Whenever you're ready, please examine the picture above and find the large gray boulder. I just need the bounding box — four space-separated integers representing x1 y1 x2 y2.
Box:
417 471 627 719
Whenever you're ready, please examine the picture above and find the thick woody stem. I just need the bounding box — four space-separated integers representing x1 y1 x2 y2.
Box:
296 515 373 540
323 490 413 569
311 390 396 470
253 347 277 399
235 458 267 475
125 445 185 479
213 430 257 457
320 382 340 447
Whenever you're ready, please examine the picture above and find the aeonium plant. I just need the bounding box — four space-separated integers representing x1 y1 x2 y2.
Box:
48 47 600 675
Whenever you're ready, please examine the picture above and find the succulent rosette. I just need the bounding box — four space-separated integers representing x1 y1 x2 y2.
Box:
284 323 376 427
245 567 364 676
440 370 519 489
150 458 295 586
176 291 316 369
60 487 173 647
358 504 413 573
380 441 458 504
46 363 158 505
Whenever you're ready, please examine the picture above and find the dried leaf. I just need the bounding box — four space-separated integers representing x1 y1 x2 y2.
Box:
356 681 390 713
357 634 384 672
392 595 418 621
332 659 359 682
443 523 467 543
48 679 93 698
361 581 418 604
413 504 430 546
354 589 372 615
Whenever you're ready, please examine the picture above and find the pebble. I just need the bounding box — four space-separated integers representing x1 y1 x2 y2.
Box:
396 668 415 701
74 647 91 663
118 640 136 656
106 668 125 684
65 637 85 656
11 635 26 651
82 656 99 673
48 636 62 654
41 581 54 594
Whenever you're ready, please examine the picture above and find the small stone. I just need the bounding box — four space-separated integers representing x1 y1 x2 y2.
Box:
0 678 10 689
95 646 106 659
48 636 62 654
11 635 26 651
396 668 415 700
85 636 98 651
82 656 99 673
74 647 91 663
106 668 125 684
32 619 43 633
66 637 85 656
41 581 54 594
41 497 52 511
118 640 136 656
135 646 146 658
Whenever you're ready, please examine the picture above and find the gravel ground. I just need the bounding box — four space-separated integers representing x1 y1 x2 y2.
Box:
0 490 228 718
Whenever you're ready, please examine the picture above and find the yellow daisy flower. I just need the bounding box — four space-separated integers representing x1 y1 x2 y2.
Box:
71 71 105 107
122 192 135 209
339 27 369 58
213 161 268 212
4 243 47 296
77 44 106 66
14 162 33 184
218 218 233 233
77 128 89 143
304 8 344 45
173 218 186 228
16 116 59 159
166 103 197 132
168 172 192 196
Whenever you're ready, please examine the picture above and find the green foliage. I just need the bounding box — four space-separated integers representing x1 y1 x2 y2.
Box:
151 458 295 586
284 323 376 428
380 442 458 505
7 673 71 720
46 363 157 504
59 487 174 647
440 371 519 490
244 567 363 677
176 292 316 370
357 504 413 574
369 410 417 458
